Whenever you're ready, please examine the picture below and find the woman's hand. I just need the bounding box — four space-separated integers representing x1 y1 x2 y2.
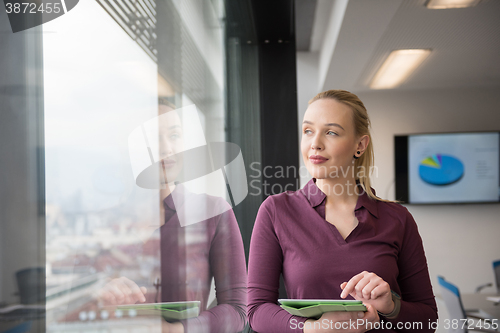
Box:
303 303 379 333
161 321 185 333
98 276 147 305
340 271 394 315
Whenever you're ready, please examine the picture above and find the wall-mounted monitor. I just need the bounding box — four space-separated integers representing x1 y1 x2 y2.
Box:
395 131 500 204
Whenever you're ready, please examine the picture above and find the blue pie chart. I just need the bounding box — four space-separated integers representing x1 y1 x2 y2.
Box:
419 154 464 186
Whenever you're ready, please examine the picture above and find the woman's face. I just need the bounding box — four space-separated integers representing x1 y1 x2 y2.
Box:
158 106 184 184
301 98 363 180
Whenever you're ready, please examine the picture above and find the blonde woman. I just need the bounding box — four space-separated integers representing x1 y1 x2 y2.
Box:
248 90 437 333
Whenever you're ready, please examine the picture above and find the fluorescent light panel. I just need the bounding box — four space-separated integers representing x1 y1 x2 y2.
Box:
370 49 431 90
426 0 480 9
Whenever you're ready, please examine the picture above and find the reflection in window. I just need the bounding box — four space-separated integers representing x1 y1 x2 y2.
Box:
44 0 234 331
44 0 159 330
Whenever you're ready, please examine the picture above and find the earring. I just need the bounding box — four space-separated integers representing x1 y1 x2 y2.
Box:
353 151 361 159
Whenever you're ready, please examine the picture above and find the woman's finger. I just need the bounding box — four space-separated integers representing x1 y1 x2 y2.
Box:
103 282 127 304
340 271 367 298
359 303 380 332
114 280 136 303
353 276 373 300
121 277 146 303
368 282 390 300
359 276 384 299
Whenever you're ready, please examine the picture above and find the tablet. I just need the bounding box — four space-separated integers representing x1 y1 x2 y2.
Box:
278 299 367 318
115 301 200 320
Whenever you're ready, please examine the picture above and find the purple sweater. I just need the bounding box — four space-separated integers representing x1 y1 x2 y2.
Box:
248 179 437 333
160 184 247 333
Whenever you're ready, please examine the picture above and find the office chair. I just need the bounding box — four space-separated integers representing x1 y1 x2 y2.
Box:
476 260 500 294
15 267 45 304
438 276 498 333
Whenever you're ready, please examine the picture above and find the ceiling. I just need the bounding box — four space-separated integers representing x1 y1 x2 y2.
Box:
296 0 500 92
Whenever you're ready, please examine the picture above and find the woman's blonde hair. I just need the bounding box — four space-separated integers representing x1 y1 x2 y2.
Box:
308 89 395 203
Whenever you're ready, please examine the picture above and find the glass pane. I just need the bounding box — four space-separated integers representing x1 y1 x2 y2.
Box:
43 0 247 332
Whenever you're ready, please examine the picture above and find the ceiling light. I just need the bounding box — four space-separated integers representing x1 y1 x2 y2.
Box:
426 0 480 9
370 49 431 90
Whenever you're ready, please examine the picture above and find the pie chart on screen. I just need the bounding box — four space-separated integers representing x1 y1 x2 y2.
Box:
419 154 464 185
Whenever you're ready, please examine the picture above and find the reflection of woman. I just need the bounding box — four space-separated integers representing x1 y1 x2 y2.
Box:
100 101 247 333
160 182 247 333
157 101 247 333
247 90 437 333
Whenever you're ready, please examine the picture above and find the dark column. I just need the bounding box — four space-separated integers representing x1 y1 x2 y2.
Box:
225 0 262 262
226 0 298 303
254 0 299 201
